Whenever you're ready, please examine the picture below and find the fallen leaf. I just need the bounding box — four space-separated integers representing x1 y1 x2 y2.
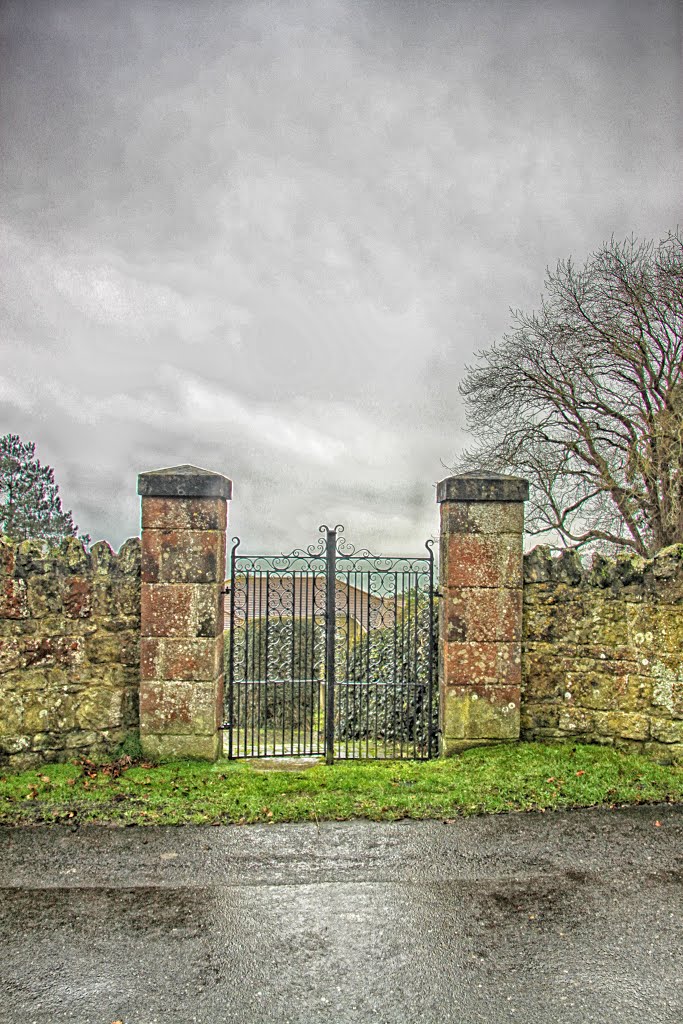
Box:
576 770 585 776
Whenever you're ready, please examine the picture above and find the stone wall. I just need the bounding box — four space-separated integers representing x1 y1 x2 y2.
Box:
0 535 141 770
522 544 683 763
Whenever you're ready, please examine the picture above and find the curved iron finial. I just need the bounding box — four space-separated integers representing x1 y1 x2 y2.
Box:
230 537 241 555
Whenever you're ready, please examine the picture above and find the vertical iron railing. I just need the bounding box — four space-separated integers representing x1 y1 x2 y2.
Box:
324 526 338 764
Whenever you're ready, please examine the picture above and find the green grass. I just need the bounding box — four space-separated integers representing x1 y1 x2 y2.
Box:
0 742 681 826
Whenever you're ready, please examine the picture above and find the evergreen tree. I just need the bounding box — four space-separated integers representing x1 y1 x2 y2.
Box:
0 433 86 544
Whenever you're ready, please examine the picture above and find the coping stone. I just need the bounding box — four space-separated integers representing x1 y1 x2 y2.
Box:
137 465 233 500
437 471 529 504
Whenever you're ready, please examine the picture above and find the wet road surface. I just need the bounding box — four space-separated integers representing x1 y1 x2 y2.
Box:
1 805 682 1023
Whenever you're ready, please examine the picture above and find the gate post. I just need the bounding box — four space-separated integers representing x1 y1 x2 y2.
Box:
436 471 528 755
137 465 232 761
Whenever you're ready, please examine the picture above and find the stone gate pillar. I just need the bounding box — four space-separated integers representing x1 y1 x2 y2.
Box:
137 465 232 761
437 471 528 755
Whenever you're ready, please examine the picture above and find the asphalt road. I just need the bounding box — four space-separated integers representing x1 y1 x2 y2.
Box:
1 805 682 1024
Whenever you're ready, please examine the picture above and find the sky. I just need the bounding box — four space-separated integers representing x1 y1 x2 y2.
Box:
0 0 681 554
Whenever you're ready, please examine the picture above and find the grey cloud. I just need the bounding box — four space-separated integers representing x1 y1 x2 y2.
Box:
0 0 680 553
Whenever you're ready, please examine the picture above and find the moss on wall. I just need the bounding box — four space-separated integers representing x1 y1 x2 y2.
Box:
0 535 141 770
522 544 683 763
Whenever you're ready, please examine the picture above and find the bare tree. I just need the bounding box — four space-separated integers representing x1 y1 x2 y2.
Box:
454 230 683 556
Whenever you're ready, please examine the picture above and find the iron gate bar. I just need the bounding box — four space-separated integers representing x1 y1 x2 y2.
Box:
323 526 337 764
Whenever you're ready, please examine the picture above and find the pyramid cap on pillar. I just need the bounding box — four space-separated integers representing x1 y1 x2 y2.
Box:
137 464 233 499
437 470 529 504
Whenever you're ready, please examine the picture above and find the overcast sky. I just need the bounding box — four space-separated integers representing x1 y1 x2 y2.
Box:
1 0 680 554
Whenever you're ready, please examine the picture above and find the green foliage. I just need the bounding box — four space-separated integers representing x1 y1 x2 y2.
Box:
224 596 437 746
114 732 144 760
1 743 681 825
226 618 324 727
0 433 87 544
338 593 437 748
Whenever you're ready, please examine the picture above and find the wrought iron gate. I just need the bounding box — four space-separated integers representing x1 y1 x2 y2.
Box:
224 525 438 761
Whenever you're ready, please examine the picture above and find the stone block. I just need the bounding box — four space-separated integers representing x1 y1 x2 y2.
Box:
0 734 31 755
593 710 650 741
442 534 523 589
641 741 683 765
141 731 221 761
640 606 683 654
141 530 226 585
442 640 521 687
140 679 223 735
0 578 28 619
520 702 560 733
0 537 16 576
0 692 25 735
557 706 595 734
76 687 125 730
7 751 42 770
0 667 48 692
441 501 524 538
90 541 117 574
62 577 93 618
64 730 100 748
650 659 683 718
21 689 79 734
140 635 223 682
24 635 83 671
121 686 140 728
649 718 683 744
565 670 650 713
444 587 522 643
113 578 141 617
30 731 62 751
521 646 571 699
27 576 62 618
442 684 520 745
141 583 222 638
0 637 22 673
117 537 142 575
91 579 115 618
85 633 124 665
142 496 227 532
119 631 140 667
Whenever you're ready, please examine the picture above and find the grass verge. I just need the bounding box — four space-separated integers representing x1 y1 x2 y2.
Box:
0 742 681 826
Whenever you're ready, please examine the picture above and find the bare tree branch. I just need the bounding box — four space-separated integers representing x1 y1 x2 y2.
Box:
452 230 683 556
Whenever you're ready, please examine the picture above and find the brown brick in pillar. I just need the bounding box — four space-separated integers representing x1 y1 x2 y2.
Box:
137 465 232 760
437 472 528 755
